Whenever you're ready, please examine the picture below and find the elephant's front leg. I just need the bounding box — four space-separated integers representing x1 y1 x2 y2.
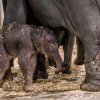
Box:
74 37 84 65
80 30 100 91
33 53 48 81
18 49 36 92
63 32 75 74
3 59 14 80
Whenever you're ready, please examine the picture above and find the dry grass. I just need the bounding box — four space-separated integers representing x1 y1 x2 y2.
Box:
0 45 85 99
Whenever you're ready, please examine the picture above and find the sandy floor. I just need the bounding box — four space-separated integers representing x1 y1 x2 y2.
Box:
0 45 100 100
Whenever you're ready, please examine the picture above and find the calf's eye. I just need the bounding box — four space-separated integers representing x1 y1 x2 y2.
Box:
49 47 53 51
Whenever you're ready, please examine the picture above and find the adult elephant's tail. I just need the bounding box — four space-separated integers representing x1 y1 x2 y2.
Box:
0 0 4 30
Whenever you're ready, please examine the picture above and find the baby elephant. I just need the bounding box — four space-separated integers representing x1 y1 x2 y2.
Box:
0 23 62 92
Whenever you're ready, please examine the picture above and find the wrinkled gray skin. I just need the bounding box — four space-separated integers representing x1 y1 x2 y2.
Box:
2 0 27 80
30 25 62 73
0 0 4 30
75 37 84 65
26 0 85 74
3 0 27 26
3 0 84 74
1 23 35 92
2 0 48 80
0 23 62 91
28 0 100 91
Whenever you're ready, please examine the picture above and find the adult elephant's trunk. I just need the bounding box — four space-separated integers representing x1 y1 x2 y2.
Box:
0 0 4 30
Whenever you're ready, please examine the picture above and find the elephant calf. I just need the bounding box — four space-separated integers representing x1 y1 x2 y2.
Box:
0 23 62 92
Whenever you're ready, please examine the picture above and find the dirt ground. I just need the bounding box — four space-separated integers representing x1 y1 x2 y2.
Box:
0 44 100 100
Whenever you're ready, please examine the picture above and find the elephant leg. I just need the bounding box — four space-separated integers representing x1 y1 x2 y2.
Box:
3 59 14 80
80 30 100 91
2 0 7 13
38 54 48 78
0 58 10 83
81 52 100 91
18 47 36 92
74 37 85 65
55 30 65 46
33 53 48 81
63 32 75 74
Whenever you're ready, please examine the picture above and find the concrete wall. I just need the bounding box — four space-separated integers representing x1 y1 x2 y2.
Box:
0 0 4 30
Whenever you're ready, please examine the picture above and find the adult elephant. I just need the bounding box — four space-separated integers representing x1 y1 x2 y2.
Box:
3 0 84 74
54 29 84 73
25 0 85 74
0 0 4 30
28 0 100 91
2 0 64 80
2 0 28 80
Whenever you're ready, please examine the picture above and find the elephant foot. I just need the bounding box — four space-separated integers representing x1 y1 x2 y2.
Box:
74 59 84 65
62 69 72 74
80 80 100 92
81 53 100 91
62 63 72 74
24 84 33 92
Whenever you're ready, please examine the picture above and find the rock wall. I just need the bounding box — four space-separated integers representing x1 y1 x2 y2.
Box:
0 0 4 30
